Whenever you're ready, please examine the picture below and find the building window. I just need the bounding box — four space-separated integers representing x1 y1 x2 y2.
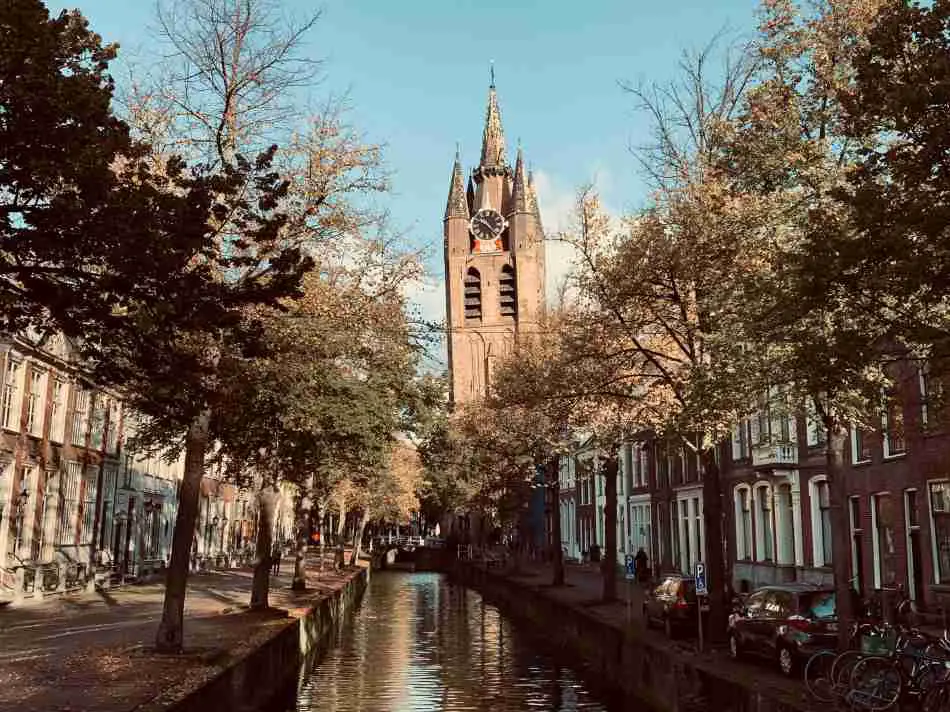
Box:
732 419 751 460
15 465 37 559
1 356 23 430
850 497 865 595
499 264 517 316
810 478 832 567
734 486 752 560
871 493 898 589
39 470 60 561
71 386 90 446
80 467 98 545
49 380 66 443
851 425 872 463
806 400 826 447
463 268 482 320
929 482 950 584
60 462 82 545
25 369 46 437
883 395 906 458
755 485 774 561
105 400 119 452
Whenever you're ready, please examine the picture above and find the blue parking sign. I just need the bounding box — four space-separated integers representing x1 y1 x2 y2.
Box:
695 562 707 595
624 554 636 580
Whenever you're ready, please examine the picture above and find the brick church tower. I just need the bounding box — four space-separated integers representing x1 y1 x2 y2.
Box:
443 80 546 405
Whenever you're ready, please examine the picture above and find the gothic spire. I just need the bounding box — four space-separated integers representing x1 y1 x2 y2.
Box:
509 146 530 215
479 84 507 170
528 169 543 232
444 150 468 220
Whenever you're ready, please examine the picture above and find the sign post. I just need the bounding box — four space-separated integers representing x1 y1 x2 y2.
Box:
695 561 707 652
625 554 636 625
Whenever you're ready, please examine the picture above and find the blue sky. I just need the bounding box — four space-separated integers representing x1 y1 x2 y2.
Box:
48 0 762 357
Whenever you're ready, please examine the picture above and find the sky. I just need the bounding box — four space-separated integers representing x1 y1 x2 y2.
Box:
47 0 763 364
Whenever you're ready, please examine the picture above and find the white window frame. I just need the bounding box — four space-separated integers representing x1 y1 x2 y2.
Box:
25 368 47 437
871 492 897 590
71 386 90 446
882 401 906 459
929 480 950 585
1 355 24 431
734 484 753 560
809 476 832 567
753 483 774 562
851 424 872 464
904 488 920 602
920 364 930 429
49 379 67 443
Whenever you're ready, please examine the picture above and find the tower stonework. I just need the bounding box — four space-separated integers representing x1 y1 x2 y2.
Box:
444 83 546 405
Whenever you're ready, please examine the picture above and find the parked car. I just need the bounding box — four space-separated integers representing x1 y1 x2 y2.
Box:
727 583 837 677
642 573 709 638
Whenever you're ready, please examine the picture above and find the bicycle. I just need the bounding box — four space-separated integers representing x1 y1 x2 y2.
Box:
848 628 950 711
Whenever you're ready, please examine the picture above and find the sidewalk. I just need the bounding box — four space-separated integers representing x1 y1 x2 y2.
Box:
0 555 358 712
493 559 816 710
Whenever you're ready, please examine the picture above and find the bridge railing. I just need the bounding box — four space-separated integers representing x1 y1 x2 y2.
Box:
372 534 445 549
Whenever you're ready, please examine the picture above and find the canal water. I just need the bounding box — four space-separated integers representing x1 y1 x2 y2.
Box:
290 571 620 711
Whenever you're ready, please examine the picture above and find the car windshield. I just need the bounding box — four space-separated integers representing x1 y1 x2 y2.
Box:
800 591 836 619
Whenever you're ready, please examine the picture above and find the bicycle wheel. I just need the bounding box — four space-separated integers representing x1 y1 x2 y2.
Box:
849 656 902 711
924 681 950 712
831 650 864 699
804 649 838 702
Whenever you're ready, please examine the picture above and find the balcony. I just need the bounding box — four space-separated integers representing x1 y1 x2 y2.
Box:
751 441 798 468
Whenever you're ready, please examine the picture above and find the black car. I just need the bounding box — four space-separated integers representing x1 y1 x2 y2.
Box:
728 583 837 676
642 573 708 638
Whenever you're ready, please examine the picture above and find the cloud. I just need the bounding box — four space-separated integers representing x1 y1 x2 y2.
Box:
532 169 580 302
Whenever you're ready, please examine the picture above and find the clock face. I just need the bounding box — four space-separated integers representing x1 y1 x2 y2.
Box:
470 208 506 241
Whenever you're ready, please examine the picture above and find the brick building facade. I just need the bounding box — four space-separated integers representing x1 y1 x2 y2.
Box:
556 364 950 613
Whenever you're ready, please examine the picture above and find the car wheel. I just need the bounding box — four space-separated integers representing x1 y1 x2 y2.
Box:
728 632 741 660
778 646 796 677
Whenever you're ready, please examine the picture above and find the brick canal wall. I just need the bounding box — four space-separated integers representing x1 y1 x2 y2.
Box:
453 563 817 712
139 568 369 712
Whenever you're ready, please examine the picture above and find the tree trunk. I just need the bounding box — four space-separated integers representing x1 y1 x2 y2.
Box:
291 479 313 591
701 446 727 645
827 425 854 650
316 501 325 572
155 409 210 653
349 510 367 566
549 458 565 586
250 480 280 610
336 494 346 545
602 453 618 602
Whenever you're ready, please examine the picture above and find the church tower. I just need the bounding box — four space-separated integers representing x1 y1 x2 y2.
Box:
443 80 546 405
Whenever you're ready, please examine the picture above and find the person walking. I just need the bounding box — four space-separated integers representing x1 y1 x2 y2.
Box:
271 541 282 576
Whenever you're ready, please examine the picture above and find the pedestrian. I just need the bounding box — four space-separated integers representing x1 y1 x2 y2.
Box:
271 542 281 576
634 547 649 584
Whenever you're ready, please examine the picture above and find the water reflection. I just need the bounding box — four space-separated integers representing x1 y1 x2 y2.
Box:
294 571 617 711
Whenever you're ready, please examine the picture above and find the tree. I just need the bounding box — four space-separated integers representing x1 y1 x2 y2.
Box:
715 0 892 648
1 1 315 652
820 0 950 354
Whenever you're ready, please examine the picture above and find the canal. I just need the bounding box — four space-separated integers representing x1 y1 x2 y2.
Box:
288 570 621 711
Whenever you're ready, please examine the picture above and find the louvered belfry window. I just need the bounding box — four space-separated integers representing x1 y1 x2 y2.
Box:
464 268 482 320
500 264 517 316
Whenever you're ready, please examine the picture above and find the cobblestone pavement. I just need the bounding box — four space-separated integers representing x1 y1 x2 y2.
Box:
0 555 358 712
